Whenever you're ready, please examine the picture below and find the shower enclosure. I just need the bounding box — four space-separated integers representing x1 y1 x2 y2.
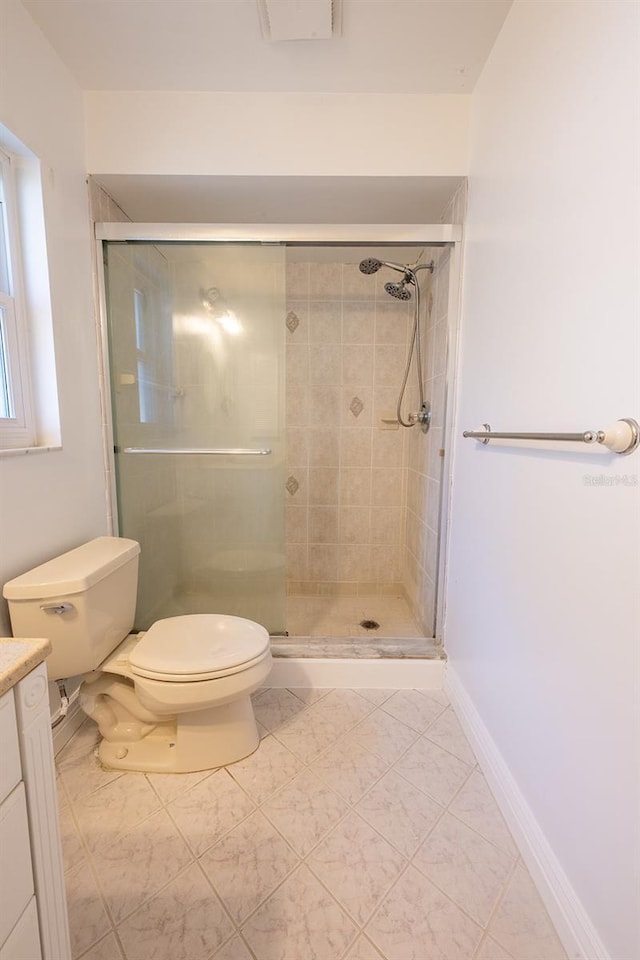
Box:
99 224 459 656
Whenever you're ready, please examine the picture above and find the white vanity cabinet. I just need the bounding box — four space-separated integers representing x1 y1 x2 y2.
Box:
0 661 70 960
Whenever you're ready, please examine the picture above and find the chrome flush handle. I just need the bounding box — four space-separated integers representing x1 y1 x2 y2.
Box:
39 603 75 614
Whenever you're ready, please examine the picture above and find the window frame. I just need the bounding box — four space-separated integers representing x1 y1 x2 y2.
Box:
0 149 35 449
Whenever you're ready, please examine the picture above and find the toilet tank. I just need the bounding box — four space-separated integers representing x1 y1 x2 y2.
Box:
3 537 141 681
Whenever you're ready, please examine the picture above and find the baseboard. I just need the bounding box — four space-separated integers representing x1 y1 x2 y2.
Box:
445 664 610 960
51 699 85 756
268 657 445 689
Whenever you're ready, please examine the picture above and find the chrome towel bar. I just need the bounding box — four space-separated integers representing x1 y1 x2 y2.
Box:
463 418 639 455
120 447 272 456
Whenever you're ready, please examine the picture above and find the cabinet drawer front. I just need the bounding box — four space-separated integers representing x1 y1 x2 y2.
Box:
0 783 34 947
0 690 21 804
0 899 41 960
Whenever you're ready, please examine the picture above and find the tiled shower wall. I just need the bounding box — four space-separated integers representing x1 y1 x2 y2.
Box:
403 183 467 634
285 258 431 602
403 248 450 633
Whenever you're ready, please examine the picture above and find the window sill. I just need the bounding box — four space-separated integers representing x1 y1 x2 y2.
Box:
0 444 62 458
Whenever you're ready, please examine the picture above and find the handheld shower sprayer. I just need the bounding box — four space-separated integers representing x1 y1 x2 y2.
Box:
357 254 435 430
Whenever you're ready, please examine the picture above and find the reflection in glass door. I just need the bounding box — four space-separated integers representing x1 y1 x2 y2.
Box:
104 241 286 634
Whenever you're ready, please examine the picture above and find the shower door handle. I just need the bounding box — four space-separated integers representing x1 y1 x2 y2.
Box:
120 447 272 456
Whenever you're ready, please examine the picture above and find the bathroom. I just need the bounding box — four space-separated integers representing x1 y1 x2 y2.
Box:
0 3 638 960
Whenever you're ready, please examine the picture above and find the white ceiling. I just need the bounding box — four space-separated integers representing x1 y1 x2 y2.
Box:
21 0 512 94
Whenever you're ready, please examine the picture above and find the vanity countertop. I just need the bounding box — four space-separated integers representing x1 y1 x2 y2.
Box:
0 637 51 696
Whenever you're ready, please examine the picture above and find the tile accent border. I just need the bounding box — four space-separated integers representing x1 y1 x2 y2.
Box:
268 657 445 690
445 663 610 960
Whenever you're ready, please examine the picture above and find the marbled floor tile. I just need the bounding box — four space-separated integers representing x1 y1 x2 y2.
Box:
57 718 101 767
91 808 193 925
487 863 568 960
212 935 253 960
474 935 514 959
58 801 87 875
72 773 162 854
344 934 385 960
286 687 333 705
424 706 477 765
311 688 374 731
412 812 514 927
350 709 419 763
308 811 406 926
355 689 395 706
355 770 443 857
56 771 69 810
448 770 518 859
253 687 306 731
380 689 446 733
78 932 124 960
393 736 472 806
168 769 255 857
226 733 302 804
421 687 450 706
272 703 345 763
65 861 112 959
117 863 233 960
262 768 349 856
241 864 358 960
145 769 213 805
200 810 299 924
364 865 482 960
58 752 123 804
309 735 389 805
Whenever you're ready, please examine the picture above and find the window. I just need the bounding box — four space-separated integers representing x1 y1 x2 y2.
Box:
0 150 34 448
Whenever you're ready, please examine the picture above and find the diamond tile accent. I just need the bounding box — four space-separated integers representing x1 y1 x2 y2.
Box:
285 475 299 496
349 395 364 418
286 310 300 334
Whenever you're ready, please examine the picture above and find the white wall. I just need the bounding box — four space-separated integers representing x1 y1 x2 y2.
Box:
446 2 639 958
84 91 469 177
0 0 107 632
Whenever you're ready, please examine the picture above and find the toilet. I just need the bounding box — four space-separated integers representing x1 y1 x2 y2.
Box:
2 537 272 773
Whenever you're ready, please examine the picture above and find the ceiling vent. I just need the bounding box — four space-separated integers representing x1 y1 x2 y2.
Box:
257 0 342 42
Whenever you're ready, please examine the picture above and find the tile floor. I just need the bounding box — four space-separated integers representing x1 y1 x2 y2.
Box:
286 596 425 639
56 687 568 960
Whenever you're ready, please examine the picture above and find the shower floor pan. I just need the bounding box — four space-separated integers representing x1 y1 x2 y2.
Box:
276 595 445 659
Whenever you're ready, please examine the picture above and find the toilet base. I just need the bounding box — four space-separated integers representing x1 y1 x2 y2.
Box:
97 695 260 773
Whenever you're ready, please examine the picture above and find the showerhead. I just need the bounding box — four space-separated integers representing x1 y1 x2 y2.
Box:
359 258 383 275
385 281 412 301
359 257 407 276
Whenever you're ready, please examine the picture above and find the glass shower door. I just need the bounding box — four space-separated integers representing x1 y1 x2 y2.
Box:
104 241 286 634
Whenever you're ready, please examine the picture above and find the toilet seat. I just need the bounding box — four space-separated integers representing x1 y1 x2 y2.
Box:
128 614 270 683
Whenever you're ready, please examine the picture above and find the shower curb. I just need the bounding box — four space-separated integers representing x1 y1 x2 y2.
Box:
268 656 445 690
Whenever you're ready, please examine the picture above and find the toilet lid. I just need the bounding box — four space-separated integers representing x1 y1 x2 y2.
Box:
128 614 270 680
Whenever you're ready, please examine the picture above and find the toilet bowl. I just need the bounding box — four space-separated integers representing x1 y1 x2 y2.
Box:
3 538 272 773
